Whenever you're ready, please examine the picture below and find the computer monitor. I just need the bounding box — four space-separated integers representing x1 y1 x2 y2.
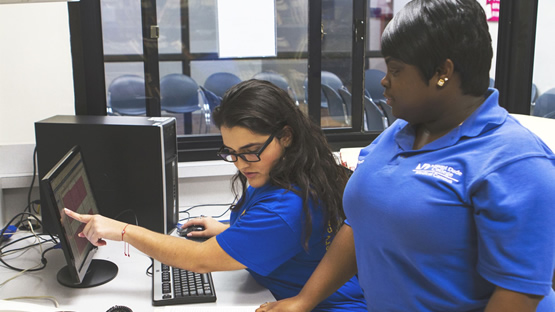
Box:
41 145 118 288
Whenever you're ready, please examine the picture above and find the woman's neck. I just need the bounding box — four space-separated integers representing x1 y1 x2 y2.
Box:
412 95 485 150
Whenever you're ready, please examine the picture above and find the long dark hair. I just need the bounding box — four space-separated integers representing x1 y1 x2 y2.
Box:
212 79 349 249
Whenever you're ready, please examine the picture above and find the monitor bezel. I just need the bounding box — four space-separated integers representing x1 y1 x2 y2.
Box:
40 145 99 285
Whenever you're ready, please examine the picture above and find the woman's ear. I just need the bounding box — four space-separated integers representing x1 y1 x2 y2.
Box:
279 126 293 148
437 59 455 81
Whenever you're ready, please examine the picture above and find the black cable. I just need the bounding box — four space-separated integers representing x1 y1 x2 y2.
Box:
178 203 230 213
26 146 38 216
0 242 60 272
114 209 139 226
178 203 233 222
1 213 58 249
17 147 39 228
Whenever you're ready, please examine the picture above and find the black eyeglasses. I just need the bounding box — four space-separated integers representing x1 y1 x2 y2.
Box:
217 131 278 162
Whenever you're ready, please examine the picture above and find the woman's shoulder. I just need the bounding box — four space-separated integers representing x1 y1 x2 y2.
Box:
248 184 303 206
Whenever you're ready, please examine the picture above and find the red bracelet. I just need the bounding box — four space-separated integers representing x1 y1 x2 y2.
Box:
122 224 130 257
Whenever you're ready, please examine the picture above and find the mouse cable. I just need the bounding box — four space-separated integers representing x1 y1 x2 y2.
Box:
178 203 229 222
178 203 233 222
178 203 233 214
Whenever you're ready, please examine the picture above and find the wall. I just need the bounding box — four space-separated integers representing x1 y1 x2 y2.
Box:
0 2 75 145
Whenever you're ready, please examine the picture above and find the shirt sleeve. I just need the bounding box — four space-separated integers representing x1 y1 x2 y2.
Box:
216 196 304 276
473 156 555 296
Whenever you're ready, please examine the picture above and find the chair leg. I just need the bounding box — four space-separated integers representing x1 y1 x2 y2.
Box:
183 113 192 134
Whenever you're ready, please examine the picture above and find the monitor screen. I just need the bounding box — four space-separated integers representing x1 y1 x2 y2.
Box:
41 145 117 288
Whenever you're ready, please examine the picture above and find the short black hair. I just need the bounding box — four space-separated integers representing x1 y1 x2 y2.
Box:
381 0 493 96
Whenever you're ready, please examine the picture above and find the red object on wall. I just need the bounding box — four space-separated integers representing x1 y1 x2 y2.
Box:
486 0 500 22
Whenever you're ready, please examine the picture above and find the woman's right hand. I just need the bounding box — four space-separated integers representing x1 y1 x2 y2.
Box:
255 297 312 312
180 216 229 238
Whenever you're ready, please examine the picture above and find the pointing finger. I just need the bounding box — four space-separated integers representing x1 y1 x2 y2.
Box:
64 208 90 223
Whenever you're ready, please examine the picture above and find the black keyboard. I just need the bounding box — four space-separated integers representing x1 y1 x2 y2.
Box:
152 259 217 306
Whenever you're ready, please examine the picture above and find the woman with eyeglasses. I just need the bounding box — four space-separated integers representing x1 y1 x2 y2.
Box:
65 79 367 311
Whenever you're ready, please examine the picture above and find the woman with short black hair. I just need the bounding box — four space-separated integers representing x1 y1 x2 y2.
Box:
258 1 555 311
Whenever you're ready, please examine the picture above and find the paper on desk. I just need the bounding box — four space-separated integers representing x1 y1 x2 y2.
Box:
339 147 363 171
156 306 259 312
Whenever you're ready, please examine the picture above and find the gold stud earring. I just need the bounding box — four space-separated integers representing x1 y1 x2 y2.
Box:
437 77 449 87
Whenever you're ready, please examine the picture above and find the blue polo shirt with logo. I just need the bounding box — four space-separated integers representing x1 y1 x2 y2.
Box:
217 184 367 311
344 89 555 311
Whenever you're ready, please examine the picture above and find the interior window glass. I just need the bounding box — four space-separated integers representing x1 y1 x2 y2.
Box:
532 0 555 119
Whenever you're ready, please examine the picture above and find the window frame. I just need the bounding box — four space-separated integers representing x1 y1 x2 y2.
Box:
69 0 537 162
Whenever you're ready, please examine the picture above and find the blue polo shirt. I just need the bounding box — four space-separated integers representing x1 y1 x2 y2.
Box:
217 184 367 311
344 89 555 311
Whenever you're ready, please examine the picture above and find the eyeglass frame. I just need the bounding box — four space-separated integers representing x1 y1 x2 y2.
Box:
217 130 280 163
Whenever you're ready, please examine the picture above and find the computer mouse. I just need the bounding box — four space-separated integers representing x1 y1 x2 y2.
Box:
178 225 205 236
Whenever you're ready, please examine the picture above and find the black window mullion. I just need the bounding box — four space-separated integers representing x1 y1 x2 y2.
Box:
495 0 538 114
141 0 161 117
180 0 191 76
350 0 366 132
307 0 322 126
69 0 107 116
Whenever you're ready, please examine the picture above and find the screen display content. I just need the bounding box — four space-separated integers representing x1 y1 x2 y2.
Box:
41 146 118 288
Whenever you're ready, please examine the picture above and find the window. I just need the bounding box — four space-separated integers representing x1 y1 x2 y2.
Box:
72 0 534 162
531 0 555 119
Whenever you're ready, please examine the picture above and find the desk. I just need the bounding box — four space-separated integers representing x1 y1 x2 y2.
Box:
0 233 274 312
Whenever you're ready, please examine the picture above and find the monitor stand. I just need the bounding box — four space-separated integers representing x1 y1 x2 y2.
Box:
57 259 118 288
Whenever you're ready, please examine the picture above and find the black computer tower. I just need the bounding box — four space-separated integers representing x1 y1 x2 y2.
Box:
35 115 178 234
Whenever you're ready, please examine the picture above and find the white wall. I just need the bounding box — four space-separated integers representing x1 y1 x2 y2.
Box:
0 2 75 145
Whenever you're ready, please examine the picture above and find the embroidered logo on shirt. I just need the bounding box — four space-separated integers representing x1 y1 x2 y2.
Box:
413 163 462 184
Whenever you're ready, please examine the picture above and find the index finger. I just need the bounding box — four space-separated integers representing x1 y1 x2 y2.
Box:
63 208 90 223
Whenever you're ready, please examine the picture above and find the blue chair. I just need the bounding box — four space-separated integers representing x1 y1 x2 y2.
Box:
321 71 344 93
107 75 147 116
303 77 328 108
160 74 203 134
253 71 299 105
531 83 538 104
364 69 386 102
321 84 348 125
533 87 555 118
364 96 387 131
338 87 352 117
375 99 397 125
204 72 241 98
304 71 346 109
199 86 221 132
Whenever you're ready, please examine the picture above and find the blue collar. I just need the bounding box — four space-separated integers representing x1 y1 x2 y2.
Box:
395 89 507 152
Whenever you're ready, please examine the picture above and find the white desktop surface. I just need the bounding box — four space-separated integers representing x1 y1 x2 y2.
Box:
0 233 274 312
